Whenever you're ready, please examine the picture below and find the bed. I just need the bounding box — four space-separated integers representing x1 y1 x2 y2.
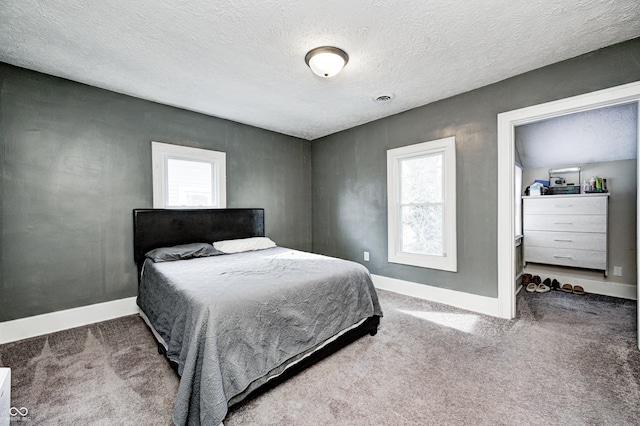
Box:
133 208 382 425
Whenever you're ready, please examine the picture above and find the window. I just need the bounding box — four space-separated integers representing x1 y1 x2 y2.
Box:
387 137 457 271
152 142 226 209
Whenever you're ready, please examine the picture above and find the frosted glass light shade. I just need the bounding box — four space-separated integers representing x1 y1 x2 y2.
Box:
305 46 349 78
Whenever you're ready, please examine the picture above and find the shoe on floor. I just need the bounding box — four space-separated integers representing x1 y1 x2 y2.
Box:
561 283 573 293
573 285 586 295
536 283 551 293
526 283 537 293
551 279 561 291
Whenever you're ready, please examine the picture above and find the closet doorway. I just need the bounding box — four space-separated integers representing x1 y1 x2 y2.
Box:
496 81 640 349
515 103 637 296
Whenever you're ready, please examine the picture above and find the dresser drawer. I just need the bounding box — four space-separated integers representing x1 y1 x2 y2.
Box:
524 230 606 251
524 246 606 270
523 196 607 215
523 214 606 233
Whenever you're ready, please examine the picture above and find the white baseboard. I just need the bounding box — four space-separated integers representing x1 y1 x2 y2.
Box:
371 274 504 318
524 267 637 300
0 297 140 345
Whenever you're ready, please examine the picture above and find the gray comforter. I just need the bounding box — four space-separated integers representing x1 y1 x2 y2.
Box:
137 247 382 425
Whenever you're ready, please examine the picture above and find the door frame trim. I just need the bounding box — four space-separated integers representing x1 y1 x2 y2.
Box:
496 81 640 329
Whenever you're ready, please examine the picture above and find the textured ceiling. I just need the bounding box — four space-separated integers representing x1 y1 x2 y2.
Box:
1 0 639 140
516 102 638 169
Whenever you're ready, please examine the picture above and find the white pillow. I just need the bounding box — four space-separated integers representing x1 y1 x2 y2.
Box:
213 237 276 254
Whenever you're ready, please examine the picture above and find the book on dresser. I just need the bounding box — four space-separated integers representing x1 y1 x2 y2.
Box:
522 193 608 274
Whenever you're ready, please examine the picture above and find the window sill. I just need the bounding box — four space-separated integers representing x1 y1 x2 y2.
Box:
388 253 457 272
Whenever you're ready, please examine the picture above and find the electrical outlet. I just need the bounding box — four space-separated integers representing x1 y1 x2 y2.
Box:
613 266 622 276
364 251 370 262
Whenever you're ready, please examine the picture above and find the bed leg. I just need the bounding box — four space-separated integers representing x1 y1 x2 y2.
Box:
368 316 380 336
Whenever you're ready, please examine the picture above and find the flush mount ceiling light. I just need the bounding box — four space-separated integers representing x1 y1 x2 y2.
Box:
305 46 349 78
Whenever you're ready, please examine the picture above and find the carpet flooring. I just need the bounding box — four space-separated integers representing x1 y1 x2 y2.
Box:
1 288 638 425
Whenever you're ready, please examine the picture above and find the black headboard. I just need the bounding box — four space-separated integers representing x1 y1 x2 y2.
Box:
133 208 265 266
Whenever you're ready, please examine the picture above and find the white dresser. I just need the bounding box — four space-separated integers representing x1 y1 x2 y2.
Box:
523 194 608 273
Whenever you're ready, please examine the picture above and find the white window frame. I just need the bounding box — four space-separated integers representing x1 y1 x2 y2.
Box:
387 136 457 271
151 141 226 209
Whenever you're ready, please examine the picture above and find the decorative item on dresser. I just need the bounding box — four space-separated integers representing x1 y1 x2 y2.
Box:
523 194 609 275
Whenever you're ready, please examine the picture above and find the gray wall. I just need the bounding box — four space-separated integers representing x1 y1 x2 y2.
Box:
311 37 640 298
523 160 637 286
2 38 639 321
0 63 311 322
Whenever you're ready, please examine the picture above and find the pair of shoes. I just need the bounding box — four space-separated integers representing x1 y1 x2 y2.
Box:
561 283 586 295
526 277 551 293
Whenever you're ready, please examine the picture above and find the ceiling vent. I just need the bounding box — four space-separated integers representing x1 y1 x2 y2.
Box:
374 94 394 104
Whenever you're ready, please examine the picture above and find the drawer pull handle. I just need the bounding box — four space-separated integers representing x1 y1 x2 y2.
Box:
553 239 573 242
554 222 573 225
553 255 573 259
554 204 573 208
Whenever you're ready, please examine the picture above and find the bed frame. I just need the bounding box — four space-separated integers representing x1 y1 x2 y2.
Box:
132 208 379 408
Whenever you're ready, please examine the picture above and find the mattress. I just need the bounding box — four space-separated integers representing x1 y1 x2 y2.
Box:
137 246 382 425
